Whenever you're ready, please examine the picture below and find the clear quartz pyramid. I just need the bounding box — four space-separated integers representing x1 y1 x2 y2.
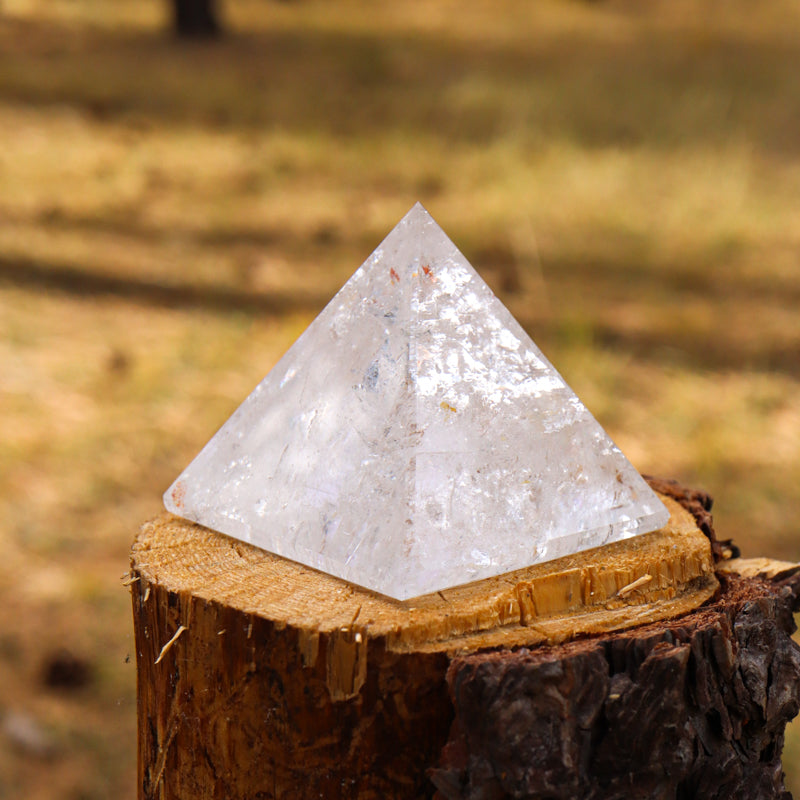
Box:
165 203 669 600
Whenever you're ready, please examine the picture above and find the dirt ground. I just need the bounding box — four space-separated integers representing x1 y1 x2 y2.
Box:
1 0 799 797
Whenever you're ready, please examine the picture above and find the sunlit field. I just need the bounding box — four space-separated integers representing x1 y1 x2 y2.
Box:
1 0 799 797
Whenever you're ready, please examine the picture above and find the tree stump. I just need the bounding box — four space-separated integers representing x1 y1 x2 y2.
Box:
129 484 800 799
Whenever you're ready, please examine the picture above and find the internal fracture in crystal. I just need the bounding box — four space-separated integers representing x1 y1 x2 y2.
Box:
164 203 670 600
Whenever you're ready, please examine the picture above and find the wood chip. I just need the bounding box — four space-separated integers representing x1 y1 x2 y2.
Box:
616 574 653 598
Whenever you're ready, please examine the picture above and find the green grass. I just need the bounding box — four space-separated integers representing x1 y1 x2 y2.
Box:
0 0 799 797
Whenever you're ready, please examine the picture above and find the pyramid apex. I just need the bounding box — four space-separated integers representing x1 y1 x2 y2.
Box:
400 201 436 225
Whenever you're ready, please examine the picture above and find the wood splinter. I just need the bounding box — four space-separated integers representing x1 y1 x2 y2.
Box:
154 625 187 665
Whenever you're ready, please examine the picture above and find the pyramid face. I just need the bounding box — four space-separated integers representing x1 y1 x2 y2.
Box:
164 203 669 600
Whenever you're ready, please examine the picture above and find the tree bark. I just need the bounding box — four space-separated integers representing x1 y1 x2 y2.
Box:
129 483 799 799
432 571 800 800
171 0 220 38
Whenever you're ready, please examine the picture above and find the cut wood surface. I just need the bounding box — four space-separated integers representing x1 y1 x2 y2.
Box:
719 556 800 582
132 493 717 662
130 487 731 799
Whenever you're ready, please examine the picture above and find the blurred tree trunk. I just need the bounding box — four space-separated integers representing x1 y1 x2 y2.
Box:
172 0 220 37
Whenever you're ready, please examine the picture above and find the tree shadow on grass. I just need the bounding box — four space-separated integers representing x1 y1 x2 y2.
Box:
2 13 799 379
3 248 798 380
0 15 799 154
0 254 330 316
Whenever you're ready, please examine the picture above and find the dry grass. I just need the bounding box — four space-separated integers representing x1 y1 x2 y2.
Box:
0 0 799 797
